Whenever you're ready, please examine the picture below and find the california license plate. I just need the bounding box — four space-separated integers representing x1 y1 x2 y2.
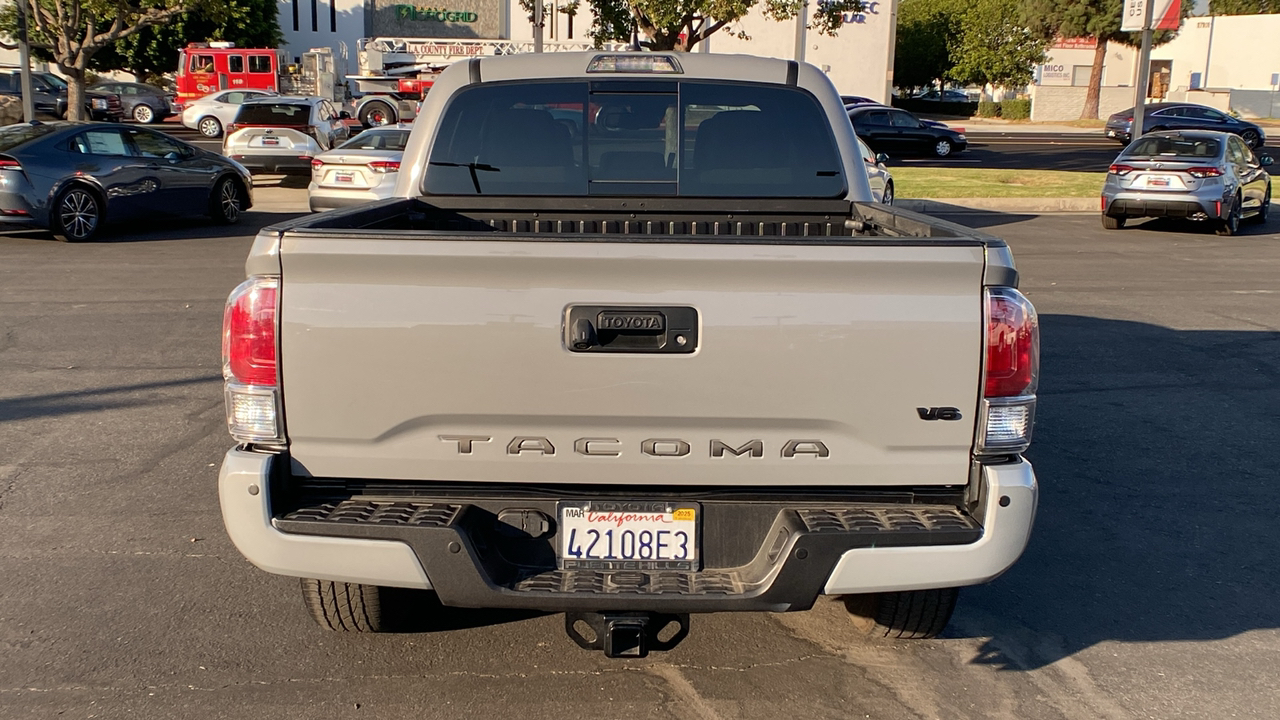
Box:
558 501 699 571
334 171 355 183
261 137 279 146
1146 175 1173 187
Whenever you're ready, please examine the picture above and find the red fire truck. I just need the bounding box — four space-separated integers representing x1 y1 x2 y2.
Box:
175 43 287 108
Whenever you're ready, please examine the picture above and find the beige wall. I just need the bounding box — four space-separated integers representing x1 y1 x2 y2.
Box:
1029 85 1136 121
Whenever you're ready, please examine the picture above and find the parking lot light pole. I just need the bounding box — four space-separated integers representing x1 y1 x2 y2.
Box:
16 0 35 123
793 0 808 63
534 0 544 52
1130 0 1156 140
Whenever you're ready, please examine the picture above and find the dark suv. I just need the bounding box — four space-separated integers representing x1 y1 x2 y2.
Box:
0 69 124 122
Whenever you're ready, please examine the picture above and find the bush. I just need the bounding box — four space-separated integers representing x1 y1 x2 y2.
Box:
1000 99 1031 121
976 101 1001 118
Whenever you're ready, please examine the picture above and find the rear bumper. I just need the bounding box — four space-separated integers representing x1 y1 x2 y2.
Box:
229 154 314 175
1105 128 1131 143
1105 193 1221 219
219 449 1037 611
307 186 394 212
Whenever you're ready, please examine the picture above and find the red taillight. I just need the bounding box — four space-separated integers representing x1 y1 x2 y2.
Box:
1108 164 1134 176
1 208 29 216
222 276 279 387
226 123 239 134
985 288 1039 398
1184 166 1222 178
311 158 324 170
368 160 400 173
0 156 21 168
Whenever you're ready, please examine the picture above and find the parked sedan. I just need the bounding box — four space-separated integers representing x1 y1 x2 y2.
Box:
181 89 279 138
1105 103 1266 148
89 82 175 124
848 105 968 158
308 126 410 212
913 89 971 103
855 137 894 204
0 122 252 242
1101 130 1272 236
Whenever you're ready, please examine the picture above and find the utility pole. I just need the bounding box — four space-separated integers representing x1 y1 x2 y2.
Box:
16 0 35 123
1130 0 1156 140
792 0 808 63
532 0 542 51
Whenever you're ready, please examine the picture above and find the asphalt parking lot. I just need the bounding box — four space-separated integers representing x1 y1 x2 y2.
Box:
2 192 1278 718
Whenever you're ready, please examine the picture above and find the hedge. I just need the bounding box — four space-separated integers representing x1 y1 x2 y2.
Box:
1000 99 1032 120
976 101 1001 118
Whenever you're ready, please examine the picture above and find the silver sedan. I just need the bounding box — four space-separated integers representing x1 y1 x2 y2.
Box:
307 127 410 212
856 137 894 205
180 89 279 138
1101 130 1272 236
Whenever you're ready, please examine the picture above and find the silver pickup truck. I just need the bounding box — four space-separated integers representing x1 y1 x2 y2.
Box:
218 52 1039 658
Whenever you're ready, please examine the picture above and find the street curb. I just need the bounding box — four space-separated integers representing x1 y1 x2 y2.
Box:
896 197 1099 214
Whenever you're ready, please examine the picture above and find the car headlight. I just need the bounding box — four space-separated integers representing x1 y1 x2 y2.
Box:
91 98 108 109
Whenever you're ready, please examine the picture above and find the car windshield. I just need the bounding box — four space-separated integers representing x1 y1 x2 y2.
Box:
234 103 310 124
39 73 67 90
1125 136 1220 158
425 80 845 198
0 123 61 152
338 129 410 151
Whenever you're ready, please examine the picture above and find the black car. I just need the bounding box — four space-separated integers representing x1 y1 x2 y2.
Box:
847 105 968 158
0 69 124 121
0 122 253 242
89 82 176 124
1106 103 1266 149
841 95 880 106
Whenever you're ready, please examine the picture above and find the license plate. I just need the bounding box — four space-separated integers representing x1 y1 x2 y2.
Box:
334 171 355 183
261 137 279 146
1107 129 1116 137
1145 175 1173 187
558 501 699 571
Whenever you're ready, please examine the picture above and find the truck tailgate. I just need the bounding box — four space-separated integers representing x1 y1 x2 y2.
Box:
278 236 985 486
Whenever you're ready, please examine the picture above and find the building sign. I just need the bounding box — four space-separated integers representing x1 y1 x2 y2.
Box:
1052 37 1097 50
1121 0 1181 32
841 1 879 25
394 5 478 22
1038 64 1073 86
371 0 501 37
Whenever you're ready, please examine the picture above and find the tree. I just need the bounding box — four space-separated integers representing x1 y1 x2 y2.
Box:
93 0 282 83
533 0 863 52
893 0 958 92
1021 0 1192 119
0 0 199 119
948 0 1049 89
1209 0 1277 12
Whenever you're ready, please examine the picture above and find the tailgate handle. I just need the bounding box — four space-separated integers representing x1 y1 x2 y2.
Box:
564 306 698 354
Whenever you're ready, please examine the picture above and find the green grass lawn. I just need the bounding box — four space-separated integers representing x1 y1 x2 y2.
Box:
893 167 1106 198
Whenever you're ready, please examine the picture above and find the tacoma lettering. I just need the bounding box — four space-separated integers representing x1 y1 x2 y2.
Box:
445 437 828 457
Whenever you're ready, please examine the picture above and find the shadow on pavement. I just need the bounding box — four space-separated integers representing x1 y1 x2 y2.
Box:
923 207 1040 229
955 314 1280 669
0 376 220 422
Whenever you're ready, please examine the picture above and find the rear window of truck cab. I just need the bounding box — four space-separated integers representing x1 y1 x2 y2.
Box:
424 81 846 198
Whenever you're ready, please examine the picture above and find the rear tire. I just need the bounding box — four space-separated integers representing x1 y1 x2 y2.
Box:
1102 215 1125 230
198 116 223 138
301 579 386 632
882 181 895 206
359 100 396 128
208 176 244 225
844 588 960 640
51 185 103 242
133 104 155 124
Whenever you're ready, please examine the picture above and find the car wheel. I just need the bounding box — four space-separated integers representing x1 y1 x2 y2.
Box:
52 185 103 242
1215 194 1242 236
209 176 243 225
1241 129 1261 149
1102 214 1125 230
198 116 223 138
882 181 894 206
133 104 155 124
359 100 396 128
844 588 959 640
933 139 954 158
1248 185 1271 225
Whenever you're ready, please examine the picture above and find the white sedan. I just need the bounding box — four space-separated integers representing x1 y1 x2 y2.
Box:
181 89 278 138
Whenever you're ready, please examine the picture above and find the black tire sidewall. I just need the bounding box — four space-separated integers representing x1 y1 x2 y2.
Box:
210 177 241 224
360 101 395 128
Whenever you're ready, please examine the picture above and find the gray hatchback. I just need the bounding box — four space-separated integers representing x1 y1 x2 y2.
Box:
1101 130 1272 236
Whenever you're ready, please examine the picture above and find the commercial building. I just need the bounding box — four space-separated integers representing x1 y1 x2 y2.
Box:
277 0 898 101
1031 13 1280 120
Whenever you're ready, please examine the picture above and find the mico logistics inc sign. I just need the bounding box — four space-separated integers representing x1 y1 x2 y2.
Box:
393 5 479 22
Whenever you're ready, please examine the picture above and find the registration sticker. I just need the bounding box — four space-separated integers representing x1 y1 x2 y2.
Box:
558 501 699 571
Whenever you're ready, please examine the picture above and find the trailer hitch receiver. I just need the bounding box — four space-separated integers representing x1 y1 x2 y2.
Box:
565 612 690 658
